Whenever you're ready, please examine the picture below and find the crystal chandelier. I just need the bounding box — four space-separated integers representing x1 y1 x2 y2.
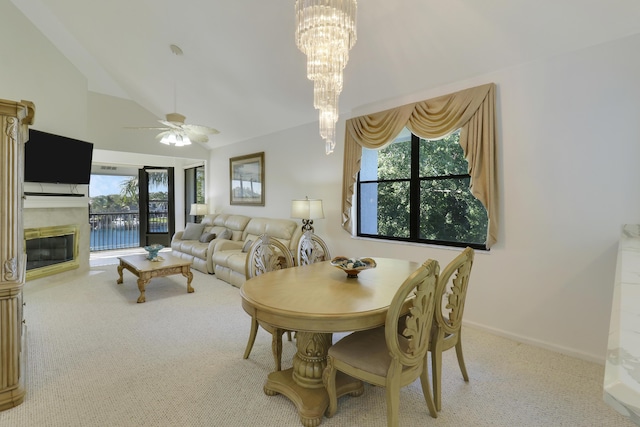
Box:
295 0 357 154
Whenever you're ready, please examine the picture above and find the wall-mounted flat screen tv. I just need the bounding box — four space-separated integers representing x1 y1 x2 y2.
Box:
25 129 94 185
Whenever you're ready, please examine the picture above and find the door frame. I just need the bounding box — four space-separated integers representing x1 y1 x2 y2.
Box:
139 166 175 247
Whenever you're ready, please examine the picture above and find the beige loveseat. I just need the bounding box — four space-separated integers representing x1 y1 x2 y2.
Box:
170 213 250 274
212 217 302 288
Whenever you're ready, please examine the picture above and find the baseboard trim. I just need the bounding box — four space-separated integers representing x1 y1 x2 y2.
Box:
463 320 604 365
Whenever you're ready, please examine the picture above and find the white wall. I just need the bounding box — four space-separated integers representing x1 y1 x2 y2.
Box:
209 34 640 362
0 1 209 235
0 1 88 138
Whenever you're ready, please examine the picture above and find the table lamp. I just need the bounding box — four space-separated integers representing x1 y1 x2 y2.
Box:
291 197 324 232
189 203 208 223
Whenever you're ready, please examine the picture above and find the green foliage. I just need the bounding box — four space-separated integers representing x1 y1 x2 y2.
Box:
120 177 138 207
359 129 488 246
90 193 134 213
90 173 169 214
373 181 410 238
195 167 205 203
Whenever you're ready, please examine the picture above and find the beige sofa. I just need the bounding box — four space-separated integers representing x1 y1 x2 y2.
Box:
170 213 250 274
212 217 302 288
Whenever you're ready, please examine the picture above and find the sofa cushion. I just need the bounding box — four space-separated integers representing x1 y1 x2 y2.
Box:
200 214 218 227
188 242 210 259
242 218 300 250
225 215 251 240
241 239 253 253
209 225 227 237
199 232 216 243
211 249 237 266
226 252 248 273
174 241 189 252
218 229 232 240
182 222 205 240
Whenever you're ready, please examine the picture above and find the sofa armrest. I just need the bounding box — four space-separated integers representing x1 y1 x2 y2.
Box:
172 231 184 242
207 238 220 254
214 239 243 252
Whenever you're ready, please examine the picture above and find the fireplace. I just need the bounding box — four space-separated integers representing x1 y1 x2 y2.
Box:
24 224 79 280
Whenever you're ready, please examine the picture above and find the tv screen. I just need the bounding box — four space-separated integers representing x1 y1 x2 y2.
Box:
25 129 94 185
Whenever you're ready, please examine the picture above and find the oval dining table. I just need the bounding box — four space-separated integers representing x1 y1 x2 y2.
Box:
240 257 421 427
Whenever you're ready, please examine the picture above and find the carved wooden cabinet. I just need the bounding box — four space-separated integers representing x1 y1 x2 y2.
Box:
0 98 34 410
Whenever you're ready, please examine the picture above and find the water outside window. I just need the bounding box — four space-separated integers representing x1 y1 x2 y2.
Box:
89 174 140 251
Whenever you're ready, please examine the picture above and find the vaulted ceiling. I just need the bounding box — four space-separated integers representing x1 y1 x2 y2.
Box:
11 0 640 149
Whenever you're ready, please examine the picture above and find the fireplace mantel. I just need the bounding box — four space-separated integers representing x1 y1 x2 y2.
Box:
24 195 89 209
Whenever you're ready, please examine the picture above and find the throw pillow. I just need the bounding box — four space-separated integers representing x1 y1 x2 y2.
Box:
218 228 232 240
182 222 205 240
199 232 216 243
241 240 253 253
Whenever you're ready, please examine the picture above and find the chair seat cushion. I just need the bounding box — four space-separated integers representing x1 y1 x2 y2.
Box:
328 327 410 377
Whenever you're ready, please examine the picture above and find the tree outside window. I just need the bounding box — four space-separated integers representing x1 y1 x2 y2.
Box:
357 128 488 249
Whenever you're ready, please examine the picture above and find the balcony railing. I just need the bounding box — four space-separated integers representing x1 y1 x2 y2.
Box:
89 211 168 251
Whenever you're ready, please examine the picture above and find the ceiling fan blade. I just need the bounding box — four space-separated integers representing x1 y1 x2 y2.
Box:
183 129 209 143
124 126 170 130
185 124 220 135
155 130 173 140
158 120 183 130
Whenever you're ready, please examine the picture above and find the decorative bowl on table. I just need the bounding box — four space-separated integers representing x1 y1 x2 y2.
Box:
144 244 164 260
330 256 377 278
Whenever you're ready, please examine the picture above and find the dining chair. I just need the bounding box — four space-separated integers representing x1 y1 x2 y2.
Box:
323 259 440 427
243 233 295 371
296 230 331 266
430 246 475 412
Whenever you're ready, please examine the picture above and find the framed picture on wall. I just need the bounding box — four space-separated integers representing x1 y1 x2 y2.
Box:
230 152 265 206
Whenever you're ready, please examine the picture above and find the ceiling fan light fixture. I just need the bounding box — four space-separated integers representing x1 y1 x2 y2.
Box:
160 131 191 146
175 134 191 146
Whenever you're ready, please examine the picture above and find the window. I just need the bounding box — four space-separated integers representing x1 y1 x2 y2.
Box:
185 165 205 221
357 128 488 249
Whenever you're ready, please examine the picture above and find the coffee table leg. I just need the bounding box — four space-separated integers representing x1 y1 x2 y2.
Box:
116 262 124 284
182 267 194 293
137 277 149 303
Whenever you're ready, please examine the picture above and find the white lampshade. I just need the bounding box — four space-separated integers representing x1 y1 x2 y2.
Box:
291 198 324 220
189 203 208 216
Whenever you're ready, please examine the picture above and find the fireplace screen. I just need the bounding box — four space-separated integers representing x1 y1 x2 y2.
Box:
24 224 79 280
26 234 74 270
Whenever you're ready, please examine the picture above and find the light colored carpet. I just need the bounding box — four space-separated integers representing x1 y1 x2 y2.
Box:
0 263 632 427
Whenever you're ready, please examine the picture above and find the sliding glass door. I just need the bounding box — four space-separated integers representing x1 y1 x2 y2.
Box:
138 166 175 247
185 165 205 223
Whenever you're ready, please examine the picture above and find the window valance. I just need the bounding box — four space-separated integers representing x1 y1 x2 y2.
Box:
341 82 498 248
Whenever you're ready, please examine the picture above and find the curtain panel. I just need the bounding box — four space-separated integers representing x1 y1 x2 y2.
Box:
341 82 498 248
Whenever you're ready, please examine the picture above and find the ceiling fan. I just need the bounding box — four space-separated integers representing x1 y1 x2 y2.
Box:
126 44 219 146
127 112 220 146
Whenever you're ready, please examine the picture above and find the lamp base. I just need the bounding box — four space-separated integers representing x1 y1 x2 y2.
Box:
300 219 314 233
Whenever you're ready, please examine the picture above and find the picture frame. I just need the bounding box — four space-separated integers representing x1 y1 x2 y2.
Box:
230 152 265 206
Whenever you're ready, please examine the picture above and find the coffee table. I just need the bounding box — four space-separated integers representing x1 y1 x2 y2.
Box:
116 253 194 303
